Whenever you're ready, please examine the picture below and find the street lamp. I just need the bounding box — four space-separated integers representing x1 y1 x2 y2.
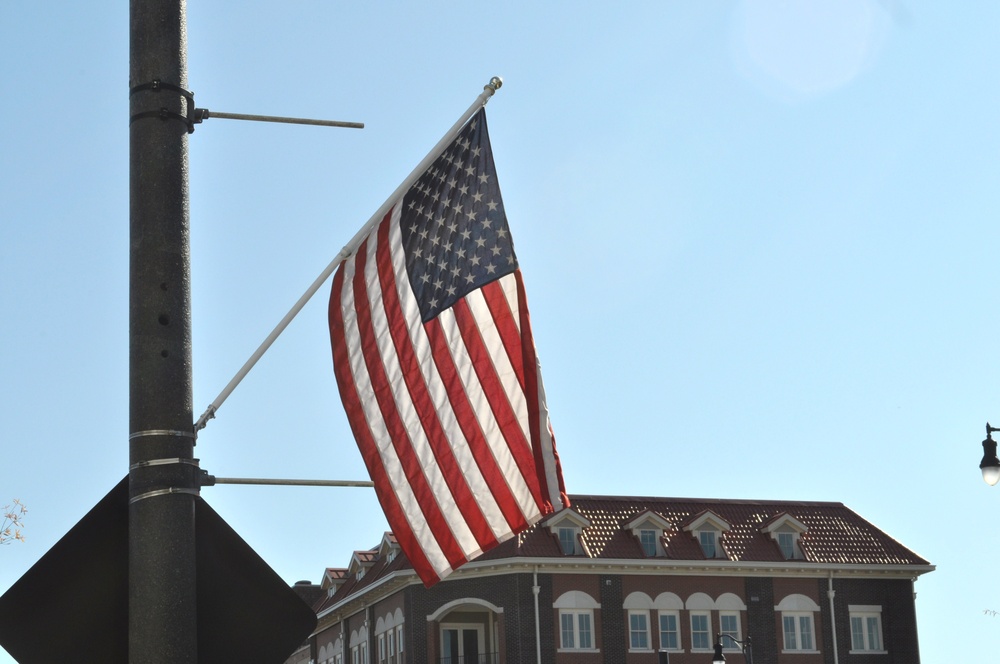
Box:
712 633 753 664
980 423 1000 486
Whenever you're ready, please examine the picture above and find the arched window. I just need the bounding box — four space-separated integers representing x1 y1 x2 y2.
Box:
775 594 821 653
554 591 600 653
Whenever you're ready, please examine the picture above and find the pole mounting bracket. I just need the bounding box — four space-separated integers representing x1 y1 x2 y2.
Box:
129 79 199 133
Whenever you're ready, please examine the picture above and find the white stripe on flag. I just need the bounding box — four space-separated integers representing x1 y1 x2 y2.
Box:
338 241 454 578
386 213 518 542
436 298 542 525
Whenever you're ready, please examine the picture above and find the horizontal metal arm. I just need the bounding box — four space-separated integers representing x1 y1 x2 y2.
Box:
201 475 374 488
196 109 364 129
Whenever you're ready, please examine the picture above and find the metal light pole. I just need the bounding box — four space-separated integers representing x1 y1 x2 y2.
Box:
129 0 199 660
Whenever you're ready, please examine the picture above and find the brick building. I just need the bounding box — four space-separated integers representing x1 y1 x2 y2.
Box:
284 495 932 664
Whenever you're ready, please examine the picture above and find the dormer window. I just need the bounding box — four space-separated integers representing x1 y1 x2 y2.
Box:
761 513 808 561
378 531 401 565
777 532 796 559
558 526 580 555
698 531 719 558
639 530 657 557
545 509 592 557
322 568 348 598
626 510 672 558
682 511 731 560
348 549 377 582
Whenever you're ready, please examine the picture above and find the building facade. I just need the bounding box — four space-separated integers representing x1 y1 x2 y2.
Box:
284 495 932 664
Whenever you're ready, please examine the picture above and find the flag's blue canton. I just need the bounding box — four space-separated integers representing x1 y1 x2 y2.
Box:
400 110 517 323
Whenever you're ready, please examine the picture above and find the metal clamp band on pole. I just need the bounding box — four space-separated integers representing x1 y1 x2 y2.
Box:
129 429 197 441
193 76 504 433
130 458 201 471
129 487 201 505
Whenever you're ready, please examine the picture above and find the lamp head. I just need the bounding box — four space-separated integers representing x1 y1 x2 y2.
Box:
982 424 1000 486
712 640 726 663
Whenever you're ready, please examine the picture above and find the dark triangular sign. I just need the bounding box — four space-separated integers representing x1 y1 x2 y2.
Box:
0 478 317 663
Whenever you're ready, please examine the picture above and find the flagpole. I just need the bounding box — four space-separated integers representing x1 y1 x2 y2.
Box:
194 77 504 433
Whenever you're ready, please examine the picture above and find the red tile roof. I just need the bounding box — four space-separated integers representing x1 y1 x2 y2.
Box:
313 494 929 613
520 495 930 565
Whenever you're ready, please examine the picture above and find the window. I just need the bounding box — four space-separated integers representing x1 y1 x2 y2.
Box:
850 606 884 653
762 514 808 560
777 532 795 559
658 611 680 651
560 610 595 650
628 610 650 651
639 529 658 557
377 633 386 664
441 625 483 664
719 611 741 646
547 510 592 556
782 613 815 651
558 527 579 555
776 593 820 653
683 512 730 559
626 511 672 557
396 625 404 664
387 630 395 664
698 530 718 558
690 611 711 650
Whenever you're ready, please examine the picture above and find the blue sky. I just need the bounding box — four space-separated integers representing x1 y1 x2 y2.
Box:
3 1 999 661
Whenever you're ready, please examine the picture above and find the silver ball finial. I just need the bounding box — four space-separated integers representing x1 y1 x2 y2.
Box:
487 76 503 92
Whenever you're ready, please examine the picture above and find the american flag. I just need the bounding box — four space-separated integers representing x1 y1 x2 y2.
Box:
329 109 568 586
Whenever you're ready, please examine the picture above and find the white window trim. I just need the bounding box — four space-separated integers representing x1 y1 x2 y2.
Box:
690 610 713 652
440 623 485 662
625 511 672 558
558 608 599 653
628 609 652 652
699 530 721 558
761 514 808 560
639 529 659 557
718 611 742 650
849 605 886 654
557 526 581 555
545 510 593 557
683 510 731 558
657 610 683 653
780 612 818 653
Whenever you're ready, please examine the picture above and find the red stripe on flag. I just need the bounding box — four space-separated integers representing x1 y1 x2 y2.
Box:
424 319 533 534
348 233 468 574
451 297 546 511
329 243 441 585
514 270 568 512
373 221 500 553
480 280 526 393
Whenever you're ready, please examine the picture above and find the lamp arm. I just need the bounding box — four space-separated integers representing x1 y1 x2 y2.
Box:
716 633 753 664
